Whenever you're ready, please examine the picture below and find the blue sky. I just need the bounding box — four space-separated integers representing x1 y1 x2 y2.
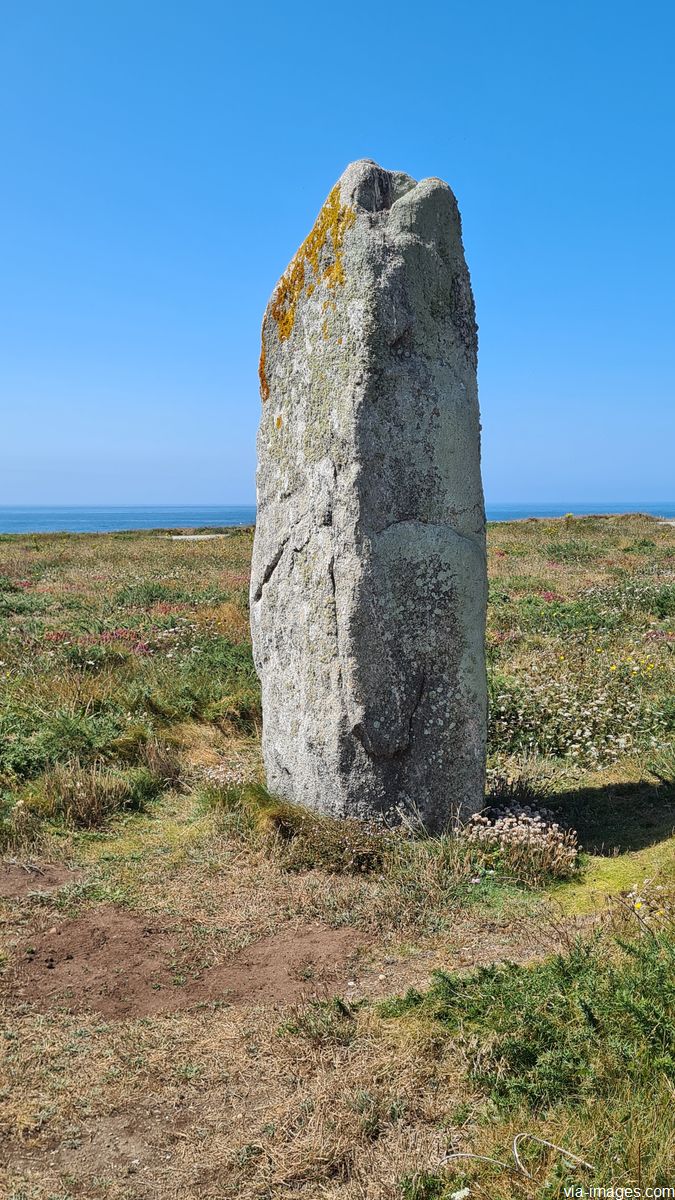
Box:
1 0 673 505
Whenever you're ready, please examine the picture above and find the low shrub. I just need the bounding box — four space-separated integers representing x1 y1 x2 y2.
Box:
205 782 393 872
280 997 357 1046
23 759 167 827
114 582 189 607
62 643 130 671
386 921 675 1113
114 581 228 608
0 591 48 616
0 789 42 851
385 915 675 1190
546 539 596 563
129 635 261 730
515 595 618 633
652 583 675 618
137 736 182 786
601 578 675 617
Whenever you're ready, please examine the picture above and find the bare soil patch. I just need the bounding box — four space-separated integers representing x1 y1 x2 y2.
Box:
0 859 81 899
4 905 368 1018
7 1100 207 1199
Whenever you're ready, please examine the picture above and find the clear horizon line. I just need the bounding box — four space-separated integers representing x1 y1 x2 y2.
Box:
0 496 667 506
0 500 673 510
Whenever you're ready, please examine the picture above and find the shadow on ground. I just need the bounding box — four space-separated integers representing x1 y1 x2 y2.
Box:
550 776 674 854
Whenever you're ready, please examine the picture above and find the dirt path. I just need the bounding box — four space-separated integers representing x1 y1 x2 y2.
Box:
4 907 369 1018
0 860 81 899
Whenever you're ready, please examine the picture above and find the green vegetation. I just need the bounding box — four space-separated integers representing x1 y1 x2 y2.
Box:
0 528 257 845
388 903 675 1195
1 514 674 1197
1 514 673 837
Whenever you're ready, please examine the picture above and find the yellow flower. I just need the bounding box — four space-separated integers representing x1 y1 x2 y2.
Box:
609 664 617 671
634 900 643 909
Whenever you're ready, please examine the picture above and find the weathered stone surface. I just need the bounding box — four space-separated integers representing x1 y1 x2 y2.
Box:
250 159 487 832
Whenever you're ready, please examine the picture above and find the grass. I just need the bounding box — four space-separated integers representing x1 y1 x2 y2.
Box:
386 902 675 1196
0 514 674 1197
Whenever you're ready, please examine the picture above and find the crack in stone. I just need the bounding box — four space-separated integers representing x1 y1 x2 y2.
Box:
405 667 426 749
327 552 347 706
258 502 336 594
252 537 289 602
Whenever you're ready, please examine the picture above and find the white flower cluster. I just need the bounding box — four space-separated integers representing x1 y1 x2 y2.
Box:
485 800 557 822
464 807 578 882
490 673 665 764
203 756 258 788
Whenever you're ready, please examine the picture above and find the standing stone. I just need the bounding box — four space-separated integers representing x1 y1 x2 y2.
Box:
250 159 487 833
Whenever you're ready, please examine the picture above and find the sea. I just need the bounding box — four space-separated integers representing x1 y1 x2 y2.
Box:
0 502 674 535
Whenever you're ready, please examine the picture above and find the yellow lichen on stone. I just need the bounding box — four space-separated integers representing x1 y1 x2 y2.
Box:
269 185 355 343
258 340 270 402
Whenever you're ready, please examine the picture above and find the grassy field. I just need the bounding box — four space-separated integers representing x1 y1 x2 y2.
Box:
0 515 673 1198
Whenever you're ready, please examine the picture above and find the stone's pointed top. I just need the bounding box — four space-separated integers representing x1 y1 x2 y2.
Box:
337 160 460 237
389 174 463 245
338 159 417 213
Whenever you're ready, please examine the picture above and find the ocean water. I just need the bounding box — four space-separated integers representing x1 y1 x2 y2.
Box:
0 502 674 535
0 505 257 534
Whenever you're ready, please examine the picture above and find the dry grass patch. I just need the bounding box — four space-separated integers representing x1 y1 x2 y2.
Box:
1 999 466 1200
